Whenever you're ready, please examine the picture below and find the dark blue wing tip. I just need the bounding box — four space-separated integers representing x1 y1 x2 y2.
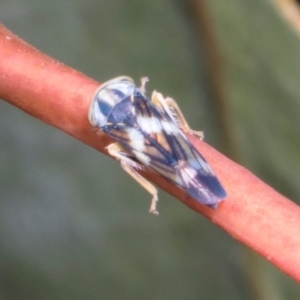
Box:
195 173 227 199
186 183 227 209
208 203 218 209
209 187 227 209
215 186 227 199
207 197 225 209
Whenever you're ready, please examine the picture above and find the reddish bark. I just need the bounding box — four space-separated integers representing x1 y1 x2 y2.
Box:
1 24 300 283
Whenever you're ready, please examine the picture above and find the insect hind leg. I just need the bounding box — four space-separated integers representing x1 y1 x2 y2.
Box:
151 91 204 140
106 143 159 215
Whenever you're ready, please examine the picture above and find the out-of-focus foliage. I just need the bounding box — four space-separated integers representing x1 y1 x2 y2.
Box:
0 0 299 299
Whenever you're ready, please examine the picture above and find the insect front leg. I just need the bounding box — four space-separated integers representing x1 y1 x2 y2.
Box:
151 91 204 140
139 77 149 95
106 143 159 215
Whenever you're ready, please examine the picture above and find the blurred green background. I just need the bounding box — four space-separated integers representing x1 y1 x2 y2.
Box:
1 0 300 299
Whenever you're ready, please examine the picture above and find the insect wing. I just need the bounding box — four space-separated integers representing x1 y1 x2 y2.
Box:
133 92 226 207
176 147 226 207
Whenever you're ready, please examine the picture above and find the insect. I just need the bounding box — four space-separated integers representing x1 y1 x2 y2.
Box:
88 76 226 215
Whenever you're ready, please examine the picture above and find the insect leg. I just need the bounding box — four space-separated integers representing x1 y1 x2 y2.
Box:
106 143 159 215
151 91 204 140
139 77 149 95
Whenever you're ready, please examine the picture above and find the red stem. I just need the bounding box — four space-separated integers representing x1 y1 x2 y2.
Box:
1 24 300 283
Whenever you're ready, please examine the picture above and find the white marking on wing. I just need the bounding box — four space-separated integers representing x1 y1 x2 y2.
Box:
161 120 179 135
100 89 118 106
180 166 197 184
133 151 151 165
128 129 145 151
137 116 162 133
179 166 210 199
